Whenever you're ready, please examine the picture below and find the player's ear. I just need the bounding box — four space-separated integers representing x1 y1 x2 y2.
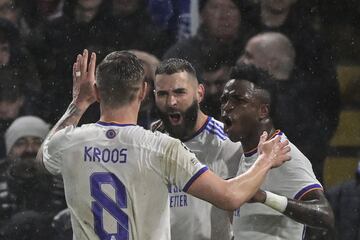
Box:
139 81 148 101
94 83 100 102
197 83 205 103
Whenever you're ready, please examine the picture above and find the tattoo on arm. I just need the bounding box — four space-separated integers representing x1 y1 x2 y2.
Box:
36 102 88 172
48 102 86 136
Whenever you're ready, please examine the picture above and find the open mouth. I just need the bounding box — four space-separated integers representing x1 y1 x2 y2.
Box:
168 112 182 125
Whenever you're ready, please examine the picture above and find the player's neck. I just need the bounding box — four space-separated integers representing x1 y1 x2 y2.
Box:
194 111 208 133
99 103 139 125
243 123 275 153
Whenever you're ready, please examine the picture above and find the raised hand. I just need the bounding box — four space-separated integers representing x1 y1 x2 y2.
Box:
72 49 97 108
258 131 291 168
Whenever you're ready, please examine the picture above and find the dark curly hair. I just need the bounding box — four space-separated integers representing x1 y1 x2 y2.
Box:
229 63 278 120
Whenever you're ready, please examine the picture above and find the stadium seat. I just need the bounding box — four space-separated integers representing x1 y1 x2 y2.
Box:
323 157 358 188
330 110 360 147
336 65 360 105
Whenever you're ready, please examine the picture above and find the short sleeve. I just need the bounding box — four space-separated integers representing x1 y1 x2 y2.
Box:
42 127 72 175
271 143 323 199
160 138 208 192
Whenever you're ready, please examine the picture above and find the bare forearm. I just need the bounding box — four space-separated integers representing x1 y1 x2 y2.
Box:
187 160 271 211
255 190 335 231
187 133 290 211
48 102 87 136
225 159 271 209
36 102 88 171
284 199 335 230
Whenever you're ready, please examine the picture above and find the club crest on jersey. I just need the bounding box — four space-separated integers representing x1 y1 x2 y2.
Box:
106 129 117 139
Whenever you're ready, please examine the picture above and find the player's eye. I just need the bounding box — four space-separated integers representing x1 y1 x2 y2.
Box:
156 91 167 97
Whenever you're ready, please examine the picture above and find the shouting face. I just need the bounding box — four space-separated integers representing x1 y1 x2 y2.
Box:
220 79 262 142
154 71 203 140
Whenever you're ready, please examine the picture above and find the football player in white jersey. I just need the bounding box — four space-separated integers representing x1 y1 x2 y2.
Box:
220 64 335 240
151 58 242 240
36 50 291 240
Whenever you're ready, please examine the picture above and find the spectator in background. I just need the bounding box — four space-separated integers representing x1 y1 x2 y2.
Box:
0 67 41 159
237 32 341 183
325 161 360 240
37 0 109 124
0 18 41 93
21 0 64 56
148 0 196 41
246 0 339 115
200 64 230 120
0 0 30 38
22 0 64 28
129 50 160 129
103 0 171 58
0 116 66 239
163 0 253 75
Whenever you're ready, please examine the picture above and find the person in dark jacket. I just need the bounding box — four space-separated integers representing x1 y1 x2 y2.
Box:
163 0 254 75
237 32 341 183
0 116 66 239
325 161 360 240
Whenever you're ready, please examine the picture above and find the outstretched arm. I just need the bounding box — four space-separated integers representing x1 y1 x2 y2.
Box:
187 132 291 211
36 49 97 173
251 189 335 233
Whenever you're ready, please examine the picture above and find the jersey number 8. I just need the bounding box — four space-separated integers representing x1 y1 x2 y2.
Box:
90 172 129 240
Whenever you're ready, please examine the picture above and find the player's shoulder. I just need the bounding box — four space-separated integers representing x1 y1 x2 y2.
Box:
54 123 96 138
202 117 228 141
120 124 181 151
46 123 99 149
278 132 314 169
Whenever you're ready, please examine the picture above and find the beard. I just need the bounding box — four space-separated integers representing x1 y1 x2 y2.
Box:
157 100 199 141
9 151 38 179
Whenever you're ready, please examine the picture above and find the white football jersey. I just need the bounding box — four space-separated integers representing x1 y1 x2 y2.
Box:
43 122 208 240
233 131 322 240
167 117 243 240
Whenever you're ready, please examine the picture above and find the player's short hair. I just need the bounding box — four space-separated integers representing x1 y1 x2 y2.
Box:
155 58 198 81
230 64 277 120
96 51 145 107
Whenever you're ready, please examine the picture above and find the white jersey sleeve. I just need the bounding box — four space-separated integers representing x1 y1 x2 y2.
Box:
233 132 322 240
157 134 209 191
275 142 322 199
42 126 74 175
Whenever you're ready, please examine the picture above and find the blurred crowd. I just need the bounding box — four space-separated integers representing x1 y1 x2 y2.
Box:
0 0 358 239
